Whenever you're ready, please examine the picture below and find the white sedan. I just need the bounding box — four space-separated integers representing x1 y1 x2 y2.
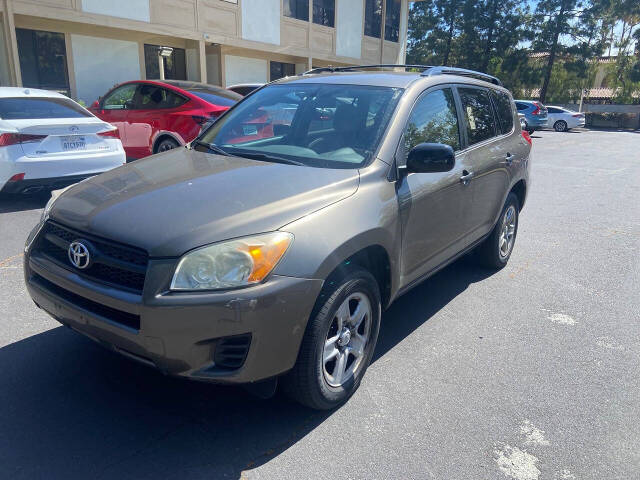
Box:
0 87 125 194
546 106 586 132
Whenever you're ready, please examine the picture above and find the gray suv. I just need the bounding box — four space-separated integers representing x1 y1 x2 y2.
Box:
24 66 531 410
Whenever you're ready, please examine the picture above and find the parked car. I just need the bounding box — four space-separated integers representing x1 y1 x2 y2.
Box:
227 83 264 96
546 106 585 132
515 100 548 134
89 80 242 160
0 87 125 195
24 66 530 410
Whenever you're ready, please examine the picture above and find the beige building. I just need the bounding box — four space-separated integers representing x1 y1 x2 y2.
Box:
0 0 413 104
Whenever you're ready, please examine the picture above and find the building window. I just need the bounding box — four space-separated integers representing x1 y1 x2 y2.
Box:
364 0 382 38
144 44 187 81
284 0 309 21
270 61 296 81
313 0 335 28
16 28 70 95
384 0 401 42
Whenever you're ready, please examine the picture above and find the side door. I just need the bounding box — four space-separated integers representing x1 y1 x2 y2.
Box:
397 86 475 286
458 86 510 242
97 83 139 150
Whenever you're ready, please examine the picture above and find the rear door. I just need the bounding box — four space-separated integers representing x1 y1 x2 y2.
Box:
457 86 510 241
126 84 189 158
397 86 474 285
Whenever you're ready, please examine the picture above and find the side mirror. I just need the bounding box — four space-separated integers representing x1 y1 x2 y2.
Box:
406 143 455 173
90 100 100 110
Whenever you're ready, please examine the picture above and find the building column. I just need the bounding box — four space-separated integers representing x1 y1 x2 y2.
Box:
198 39 207 84
2 0 21 86
397 0 410 63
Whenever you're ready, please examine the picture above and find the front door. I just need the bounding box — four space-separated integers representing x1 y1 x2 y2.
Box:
397 87 474 287
96 83 140 154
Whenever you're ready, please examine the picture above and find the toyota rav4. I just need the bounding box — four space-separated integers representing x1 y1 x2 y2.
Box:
24 66 531 410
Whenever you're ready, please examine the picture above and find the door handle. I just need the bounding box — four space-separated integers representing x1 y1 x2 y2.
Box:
460 170 474 185
503 153 514 165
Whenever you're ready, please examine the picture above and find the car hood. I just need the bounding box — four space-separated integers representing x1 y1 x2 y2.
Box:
49 148 359 256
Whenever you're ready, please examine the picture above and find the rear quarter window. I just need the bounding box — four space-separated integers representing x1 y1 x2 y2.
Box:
490 90 514 135
188 89 240 107
0 97 91 119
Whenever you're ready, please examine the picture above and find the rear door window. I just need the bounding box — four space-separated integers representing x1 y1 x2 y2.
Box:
515 102 528 111
403 87 461 154
458 87 497 145
136 85 187 109
0 97 91 119
490 90 514 135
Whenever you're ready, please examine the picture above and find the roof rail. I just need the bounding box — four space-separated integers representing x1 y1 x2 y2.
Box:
302 64 434 75
421 66 503 86
301 64 503 86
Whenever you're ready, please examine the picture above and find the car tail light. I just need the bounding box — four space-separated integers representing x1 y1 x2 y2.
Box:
522 130 532 145
97 128 119 138
572 114 584 118
0 133 46 146
531 104 541 115
8 173 25 182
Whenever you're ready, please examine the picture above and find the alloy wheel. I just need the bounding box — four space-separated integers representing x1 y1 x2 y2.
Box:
498 205 517 259
322 293 372 387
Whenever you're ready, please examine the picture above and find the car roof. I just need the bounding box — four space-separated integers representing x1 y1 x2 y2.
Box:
227 83 264 88
0 87 69 99
275 71 509 92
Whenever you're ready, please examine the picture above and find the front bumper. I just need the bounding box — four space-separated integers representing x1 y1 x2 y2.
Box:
24 249 323 384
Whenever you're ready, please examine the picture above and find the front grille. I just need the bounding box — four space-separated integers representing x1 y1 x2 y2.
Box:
31 274 141 331
33 221 148 293
214 334 252 370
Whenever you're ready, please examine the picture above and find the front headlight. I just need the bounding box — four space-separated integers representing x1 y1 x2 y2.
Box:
170 232 293 291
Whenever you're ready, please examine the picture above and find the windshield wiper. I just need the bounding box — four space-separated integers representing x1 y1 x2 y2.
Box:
191 140 233 157
231 151 306 166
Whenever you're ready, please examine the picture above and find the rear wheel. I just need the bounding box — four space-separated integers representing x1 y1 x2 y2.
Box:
474 193 519 269
156 137 179 153
554 120 568 132
282 268 381 410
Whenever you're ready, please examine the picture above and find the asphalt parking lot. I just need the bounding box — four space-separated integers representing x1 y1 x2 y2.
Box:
0 129 639 479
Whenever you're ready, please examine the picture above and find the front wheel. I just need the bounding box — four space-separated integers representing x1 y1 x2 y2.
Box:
474 193 520 269
282 268 381 410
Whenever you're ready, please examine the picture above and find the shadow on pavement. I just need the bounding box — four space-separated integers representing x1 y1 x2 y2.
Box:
0 258 493 479
0 193 51 214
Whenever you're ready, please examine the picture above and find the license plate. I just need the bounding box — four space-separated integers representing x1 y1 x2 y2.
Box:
60 136 86 151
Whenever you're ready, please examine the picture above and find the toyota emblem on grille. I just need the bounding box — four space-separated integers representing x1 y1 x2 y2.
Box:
68 241 91 269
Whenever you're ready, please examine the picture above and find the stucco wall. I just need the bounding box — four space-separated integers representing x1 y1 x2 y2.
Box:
224 55 268 86
71 34 140 104
241 0 280 45
81 0 151 23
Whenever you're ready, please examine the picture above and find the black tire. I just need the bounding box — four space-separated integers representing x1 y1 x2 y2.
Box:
282 268 381 410
474 193 520 269
155 137 179 153
554 120 568 132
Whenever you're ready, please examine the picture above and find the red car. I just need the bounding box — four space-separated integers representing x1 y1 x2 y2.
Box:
89 80 242 160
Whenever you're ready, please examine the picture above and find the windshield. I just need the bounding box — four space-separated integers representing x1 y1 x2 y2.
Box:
198 83 403 169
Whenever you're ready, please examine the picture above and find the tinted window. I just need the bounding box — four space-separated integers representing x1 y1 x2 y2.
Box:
144 44 187 80
0 97 91 119
188 89 238 107
284 0 309 21
16 29 69 94
200 84 402 169
270 61 296 81
491 90 514 135
313 0 335 27
547 107 562 113
459 88 496 145
136 85 186 109
102 84 138 110
229 86 259 96
404 88 460 154
384 0 401 42
515 102 528 111
364 0 383 38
